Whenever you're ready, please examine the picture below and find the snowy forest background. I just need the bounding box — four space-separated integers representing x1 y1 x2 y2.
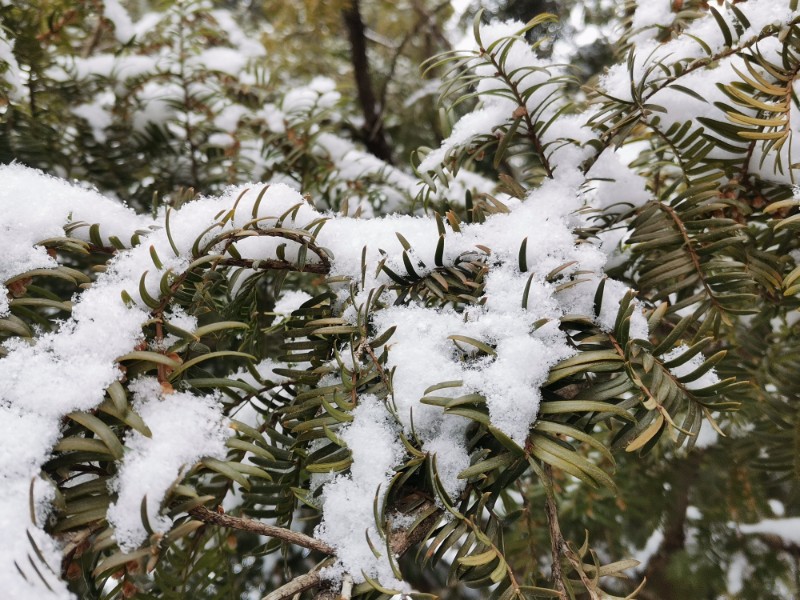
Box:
1 0 800 599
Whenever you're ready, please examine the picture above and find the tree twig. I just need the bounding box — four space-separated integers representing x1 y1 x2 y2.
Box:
262 571 322 600
388 498 441 556
215 257 330 275
543 464 569 600
82 2 105 59
340 573 354 599
189 505 335 555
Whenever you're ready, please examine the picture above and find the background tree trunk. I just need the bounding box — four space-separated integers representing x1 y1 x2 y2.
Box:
342 0 394 164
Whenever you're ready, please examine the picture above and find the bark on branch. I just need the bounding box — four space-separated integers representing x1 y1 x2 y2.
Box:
543 465 569 600
389 499 441 556
188 505 335 555
262 571 322 600
216 257 330 275
192 498 440 600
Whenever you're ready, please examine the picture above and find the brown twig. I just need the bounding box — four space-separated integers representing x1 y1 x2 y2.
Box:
543 464 569 600
658 202 725 315
262 571 323 600
83 8 105 58
188 505 335 555
215 257 330 275
340 574 354 599
388 499 441 556
480 47 554 179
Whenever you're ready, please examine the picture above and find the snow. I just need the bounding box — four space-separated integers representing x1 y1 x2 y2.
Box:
316 396 407 590
739 1 797 39
210 8 266 59
52 54 160 82
315 170 640 450
604 0 797 104
726 552 748 595
629 2 675 44
738 518 800 545
315 133 422 213
107 378 230 550
272 290 312 316
0 166 157 597
418 105 510 173
599 1 800 185
2 15 657 598
0 163 150 316
633 527 663 570
238 358 289 388
215 104 250 133
131 80 183 132
585 149 651 214
0 409 68 597
424 435 471 501
662 344 721 391
103 0 136 43
693 419 719 449
0 30 23 101
596 279 649 341
73 92 115 143
0 171 316 596
189 47 252 77
283 76 340 117
0 164 147 275
769 499 786 517
597 227 631 270
465 333 566 443
603 2 795 100
159 306 198 348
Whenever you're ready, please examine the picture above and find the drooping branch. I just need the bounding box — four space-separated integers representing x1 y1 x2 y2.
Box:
342 0 394 164
188 505 335 555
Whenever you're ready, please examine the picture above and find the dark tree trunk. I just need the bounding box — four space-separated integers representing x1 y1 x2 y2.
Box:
640 453 702 599
342 0 394 164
